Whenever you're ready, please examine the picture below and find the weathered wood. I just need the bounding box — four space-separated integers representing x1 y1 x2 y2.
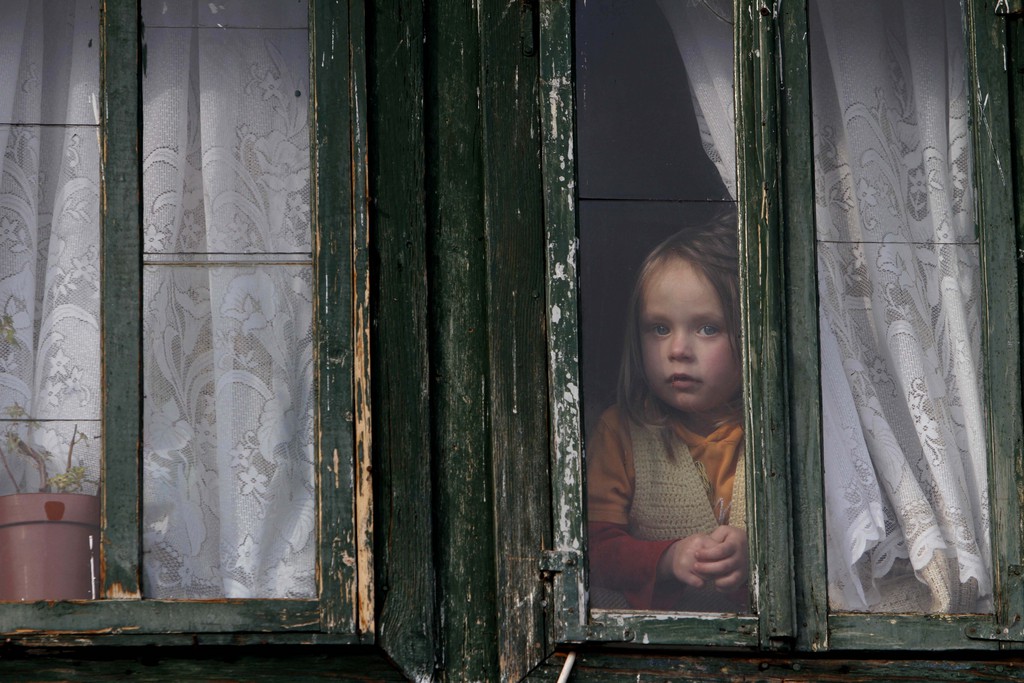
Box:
828 614 1000 651
0 647 404 681
736 0 796 646
777 0 829 652
346 0 376 640
584 611 758 648
477 0 552 680
100 0 143 601
1 633 359 648
426 0 498 679
968 0 1024 651
313 0 360 638
1008 7 1024 640
526 651 1024 682
538 0 587 647
0 600 321 635
8 0 1024 678
367 0 439 679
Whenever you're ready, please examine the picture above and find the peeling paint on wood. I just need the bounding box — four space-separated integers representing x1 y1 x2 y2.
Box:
736 0 796 647
311 0 363 639
540 0 588 648
350 0 376 632
103 584 141 601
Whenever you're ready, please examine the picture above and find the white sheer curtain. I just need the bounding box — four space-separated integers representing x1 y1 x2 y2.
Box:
0 0 102 496
0 0 315 599
659 0 991 613
140 1 315 599
811 0 989 613
657 0 735 199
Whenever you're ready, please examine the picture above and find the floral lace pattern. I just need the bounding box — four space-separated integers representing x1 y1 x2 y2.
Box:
0 0 102 495
811 0 990 613
140 5 315 599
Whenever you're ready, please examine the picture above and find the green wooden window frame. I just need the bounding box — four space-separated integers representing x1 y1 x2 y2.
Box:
0 0 373 642
541 0 1024 651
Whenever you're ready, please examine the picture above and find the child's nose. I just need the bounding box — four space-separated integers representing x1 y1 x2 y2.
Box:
669 332 694 360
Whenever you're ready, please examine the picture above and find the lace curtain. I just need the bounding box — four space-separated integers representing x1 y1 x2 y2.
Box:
811 0 989 614
141 1 315 599
0 0 316 599
659 0 991 613
0 1 103 496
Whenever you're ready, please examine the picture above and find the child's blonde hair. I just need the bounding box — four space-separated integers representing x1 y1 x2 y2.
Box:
617 208 741 430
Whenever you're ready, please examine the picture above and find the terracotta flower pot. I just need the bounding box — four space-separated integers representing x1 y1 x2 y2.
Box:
0 492 100 601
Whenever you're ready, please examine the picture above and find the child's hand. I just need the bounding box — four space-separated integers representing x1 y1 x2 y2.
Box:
657 526 749 592
656 533 720 588
693 524 748 591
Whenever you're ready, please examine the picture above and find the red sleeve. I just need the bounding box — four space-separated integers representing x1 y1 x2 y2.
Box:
588 521 676 609
586 409 689 610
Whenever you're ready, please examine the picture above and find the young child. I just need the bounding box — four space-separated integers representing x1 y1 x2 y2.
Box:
586 215 748 612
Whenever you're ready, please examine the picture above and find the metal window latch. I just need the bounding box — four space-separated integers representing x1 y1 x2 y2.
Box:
965 618 1024 642
540 550 635 643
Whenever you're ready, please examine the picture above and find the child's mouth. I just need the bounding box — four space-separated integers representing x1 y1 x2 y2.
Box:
669 374 699 388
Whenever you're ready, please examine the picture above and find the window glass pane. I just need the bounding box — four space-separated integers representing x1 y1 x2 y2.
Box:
811 0 992 614
579 0 749 614
576 0 732 202
0 0 101 601
141 0 315 599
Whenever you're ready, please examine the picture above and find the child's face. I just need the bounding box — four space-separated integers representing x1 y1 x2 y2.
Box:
639 258 741 432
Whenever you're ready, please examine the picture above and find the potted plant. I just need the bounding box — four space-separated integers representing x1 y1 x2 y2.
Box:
0 314 100 602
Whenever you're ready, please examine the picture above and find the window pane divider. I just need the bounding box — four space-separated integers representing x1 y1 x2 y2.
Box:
970 0 1024 645
100 0 143 600
736 0 796 648
540 0 588 645
311 0 373 638
778 0 830 653
0 599 321 635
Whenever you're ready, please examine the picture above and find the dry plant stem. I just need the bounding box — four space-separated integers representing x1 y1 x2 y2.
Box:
16 439 48 490
0 442 21 493
67 424 78 471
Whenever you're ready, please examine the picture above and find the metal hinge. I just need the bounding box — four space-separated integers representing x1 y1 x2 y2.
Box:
540 550 635 643
965 618 1024 642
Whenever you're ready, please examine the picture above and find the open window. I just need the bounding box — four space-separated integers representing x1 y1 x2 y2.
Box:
0 0 371 639
542 0 1023 651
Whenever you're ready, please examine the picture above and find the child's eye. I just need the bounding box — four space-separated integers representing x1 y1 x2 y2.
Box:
698 324 720 336
652 324 670 336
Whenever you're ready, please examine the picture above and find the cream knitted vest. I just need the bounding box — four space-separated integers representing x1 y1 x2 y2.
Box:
629 422 746 540
608 422 747 613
